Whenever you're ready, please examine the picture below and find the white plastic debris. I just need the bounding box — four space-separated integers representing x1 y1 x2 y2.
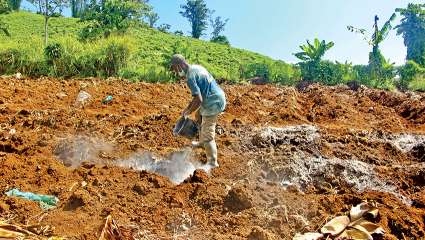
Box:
75 90 92 107
320 216 350 236
293 232 323 240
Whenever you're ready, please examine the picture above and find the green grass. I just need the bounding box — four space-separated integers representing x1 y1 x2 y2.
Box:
0 11 299 83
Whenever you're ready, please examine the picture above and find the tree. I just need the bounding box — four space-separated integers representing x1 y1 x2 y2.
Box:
157 23 170 33
209 15 228 39
294 38 335 82
146 11 159 28
348 14 397 83
79 0 150 40
0 0 10 36
28 0 70 45
7 0 21 11
174 30 184 36
396 4 425 66
180 0 211 39
71 0 87 18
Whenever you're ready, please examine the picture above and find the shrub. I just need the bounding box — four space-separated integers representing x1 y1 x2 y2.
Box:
398 60 425 90
96 41 130 77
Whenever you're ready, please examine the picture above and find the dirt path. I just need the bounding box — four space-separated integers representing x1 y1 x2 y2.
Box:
0 77 424 239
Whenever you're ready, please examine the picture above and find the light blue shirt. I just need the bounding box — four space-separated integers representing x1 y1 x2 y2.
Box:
186 65 226 116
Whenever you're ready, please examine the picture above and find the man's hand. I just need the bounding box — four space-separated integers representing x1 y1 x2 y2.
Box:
181 110 190 118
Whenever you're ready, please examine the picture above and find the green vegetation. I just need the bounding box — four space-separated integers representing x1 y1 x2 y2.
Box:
0 11 297 84
180 0 211 39
0 1 424 92
79 0 151 40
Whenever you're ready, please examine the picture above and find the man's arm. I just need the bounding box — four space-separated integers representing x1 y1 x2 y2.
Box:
182 94 203 117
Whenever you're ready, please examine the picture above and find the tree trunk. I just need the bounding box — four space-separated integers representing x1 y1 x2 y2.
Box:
44 16 48 45
44 0 49 45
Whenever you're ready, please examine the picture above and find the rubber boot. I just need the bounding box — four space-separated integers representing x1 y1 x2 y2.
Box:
191 141 202 148
204 140 219 168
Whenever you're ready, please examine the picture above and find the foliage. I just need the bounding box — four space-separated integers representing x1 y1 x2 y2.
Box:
209 15 228 39
294 38 334 63
396 4 425 66
146 11 159 28
398 60 425 90
174 30 183 36
79 0 150 40
157 23 170 33
211 35 229 45
71 0 87 18
294 38 336 84
0 0 10 36
28 0 70 45
180 0 211 39
0 11 298 84
348 14 397 87
7 0 21 11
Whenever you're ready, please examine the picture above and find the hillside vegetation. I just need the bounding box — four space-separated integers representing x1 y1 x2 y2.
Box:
0 11 299 84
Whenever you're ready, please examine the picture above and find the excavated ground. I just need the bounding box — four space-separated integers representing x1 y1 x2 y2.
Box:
0 76 424 240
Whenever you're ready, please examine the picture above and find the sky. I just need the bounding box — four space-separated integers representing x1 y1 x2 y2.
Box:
21 0 424 65
151 0 424 65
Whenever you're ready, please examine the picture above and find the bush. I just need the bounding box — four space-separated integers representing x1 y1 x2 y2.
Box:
299 60 349 86
398 60 425 90
96 41 130 77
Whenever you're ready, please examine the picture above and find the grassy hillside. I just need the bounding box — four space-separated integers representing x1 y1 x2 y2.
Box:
0 11 299 83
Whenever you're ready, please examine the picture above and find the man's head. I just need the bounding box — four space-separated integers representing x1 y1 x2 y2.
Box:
170 54 189 78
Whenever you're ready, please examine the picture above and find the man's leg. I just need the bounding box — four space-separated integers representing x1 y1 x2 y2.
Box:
200 114 219 167
191 110 203 148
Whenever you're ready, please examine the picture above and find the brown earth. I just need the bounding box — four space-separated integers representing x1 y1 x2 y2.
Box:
0 76 424 239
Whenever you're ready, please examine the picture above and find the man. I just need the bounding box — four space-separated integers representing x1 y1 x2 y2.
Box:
170 54 226 168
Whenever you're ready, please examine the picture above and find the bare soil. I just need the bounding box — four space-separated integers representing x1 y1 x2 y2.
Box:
0 77 424 239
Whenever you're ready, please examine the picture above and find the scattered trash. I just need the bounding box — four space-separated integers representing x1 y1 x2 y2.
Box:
15 73 22 79
5 188 59 210
75 90 92 107
99 215 128 240
0 218 57 238
173 117 199 139
102 95 113 104
8 128 16 135
320 216 350 236
293 202 385 240
293 232 323 240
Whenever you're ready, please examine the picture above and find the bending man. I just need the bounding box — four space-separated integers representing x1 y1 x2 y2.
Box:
170 54 226 168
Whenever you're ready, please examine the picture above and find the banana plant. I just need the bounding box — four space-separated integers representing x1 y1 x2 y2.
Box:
294 38 335 63
348 13 397 55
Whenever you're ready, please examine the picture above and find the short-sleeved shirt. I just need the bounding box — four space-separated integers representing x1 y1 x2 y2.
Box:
186 65 226 116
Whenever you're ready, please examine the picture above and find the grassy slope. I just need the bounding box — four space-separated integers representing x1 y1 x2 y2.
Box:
0 11 297 82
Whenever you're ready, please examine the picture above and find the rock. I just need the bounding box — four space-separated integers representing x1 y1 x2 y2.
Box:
184 170 209 184
250 77 269 85
409 142 425 162
347 81 361 91
248 226 276 240
132 183 149 196
224 186 253 212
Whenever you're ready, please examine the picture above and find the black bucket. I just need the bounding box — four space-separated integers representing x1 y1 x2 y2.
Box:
173 117 199 139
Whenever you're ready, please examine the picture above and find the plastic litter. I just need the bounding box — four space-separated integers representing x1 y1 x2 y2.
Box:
173 117 198 139
75 90 92 106
5 188 59 210
102 95 113 104
294 202 384 240
99 215 126 240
